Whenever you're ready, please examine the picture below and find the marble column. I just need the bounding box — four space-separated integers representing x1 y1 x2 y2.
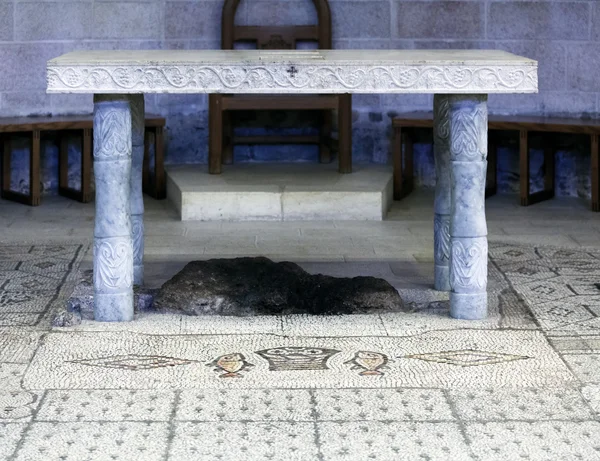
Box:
129 94 145 286
447 94 489 320
433 95 451 292
93 95 134 322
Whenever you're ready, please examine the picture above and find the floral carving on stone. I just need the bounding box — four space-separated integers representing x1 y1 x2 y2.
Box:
434 214 451 264
94 240 133 290
93 108 131 160
451 240 488 290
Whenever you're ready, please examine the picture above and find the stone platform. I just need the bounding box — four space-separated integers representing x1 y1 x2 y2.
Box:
166 163 393 221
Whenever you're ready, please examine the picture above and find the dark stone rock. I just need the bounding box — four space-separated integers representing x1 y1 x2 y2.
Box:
154 257 405 316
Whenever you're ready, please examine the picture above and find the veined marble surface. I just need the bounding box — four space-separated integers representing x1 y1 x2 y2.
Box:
46 49 538 94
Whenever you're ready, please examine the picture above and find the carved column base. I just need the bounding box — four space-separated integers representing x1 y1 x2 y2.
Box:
434 213 451 291
450 292 488 320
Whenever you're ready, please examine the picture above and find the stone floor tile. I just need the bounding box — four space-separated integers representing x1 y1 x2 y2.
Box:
581 385 600 416
0 330 42 362
179 315 283 335
0 423 27 460
175 389 313 421
68 313 183 335
562 354 600 383
0 391 39 422
281 314 387 337
168 421 318 461
0 313 41 327
465 421 600 461
313 388 454 421
380 311 501 337
0 363 27 390
36 390 176 422
448 388 594 421
317 421 473 461
548 336 591 352
13 422 169 461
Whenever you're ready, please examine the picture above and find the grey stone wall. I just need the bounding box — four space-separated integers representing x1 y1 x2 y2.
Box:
0 0 598 198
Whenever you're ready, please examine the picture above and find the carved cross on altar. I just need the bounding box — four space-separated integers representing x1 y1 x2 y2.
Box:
287 65 298 78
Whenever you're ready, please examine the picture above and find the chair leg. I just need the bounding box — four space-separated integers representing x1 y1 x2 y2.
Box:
222 110 234 165
143 129 151 196
404 129 414 195
29 130 41 206
486 131 498 198
81 128 92 202
154 126 166 199
543 133 555 199
209 94 223 174
338 94 352 174
592 133 599 212
2 136 11 198
393 126 403 200
319 110 332 164
519 129 530 206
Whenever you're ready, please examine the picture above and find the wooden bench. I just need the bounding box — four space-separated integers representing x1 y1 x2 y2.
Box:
392 113 600 211
0 115 166 206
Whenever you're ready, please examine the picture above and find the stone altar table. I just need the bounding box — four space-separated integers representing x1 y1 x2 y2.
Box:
46 50 538 322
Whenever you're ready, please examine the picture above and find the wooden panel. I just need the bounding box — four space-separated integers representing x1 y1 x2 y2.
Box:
0 115 165 133
519 129 530 206
592 134 599 212
232 135 321 144
392 126 403 200
209 94 223 175
338 94 352 174
29 130 41 206
392 112 600 134
81 128 92 202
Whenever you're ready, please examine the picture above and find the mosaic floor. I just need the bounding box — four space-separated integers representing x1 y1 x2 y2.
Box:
2 241 600 460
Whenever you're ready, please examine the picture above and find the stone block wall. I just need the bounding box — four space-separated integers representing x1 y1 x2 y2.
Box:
0 0 598 198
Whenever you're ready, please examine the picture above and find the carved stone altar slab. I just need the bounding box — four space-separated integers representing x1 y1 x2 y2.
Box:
46 49 538 322
47 50 538 94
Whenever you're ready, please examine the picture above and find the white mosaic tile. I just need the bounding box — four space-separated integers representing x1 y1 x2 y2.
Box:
23 330 573 390
0 313 40 327
180 315 283 335
281 314 387 337
176 389 313 421
466 421 600 461
0 423 27 460
67 313 183 335
317 421 473 461
448 388 594 421
581 385 600 416
37 390 176 422
380 311 500 337
0 291 56 313
168 421 318 461
0 391 38 422
0 330 42 362
0 363 26 390
313 388 454 421
13 422 169 461
562 354 600 383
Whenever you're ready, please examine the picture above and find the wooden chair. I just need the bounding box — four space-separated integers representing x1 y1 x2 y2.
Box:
208 0 352 175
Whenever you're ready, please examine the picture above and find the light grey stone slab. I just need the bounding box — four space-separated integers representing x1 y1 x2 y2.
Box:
394 1 484 39
165 1 222 40
93 2 161 39
15 2 91 40
465 421 600 461
0 423 27 460
489 1 589 40
562 354 600 384
175 389 313 421
332 1 390 39
37 390 175 421
46 50 538 94
448 388 594 421
13 422 169 461
168 421 318 461
0 3 13 41
313 388 454 421
318 421 473 461
0 391 38 422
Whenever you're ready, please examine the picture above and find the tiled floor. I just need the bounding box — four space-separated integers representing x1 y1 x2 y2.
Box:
1 191 600 460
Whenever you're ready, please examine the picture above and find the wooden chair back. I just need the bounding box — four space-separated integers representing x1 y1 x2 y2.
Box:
221 0 332 50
